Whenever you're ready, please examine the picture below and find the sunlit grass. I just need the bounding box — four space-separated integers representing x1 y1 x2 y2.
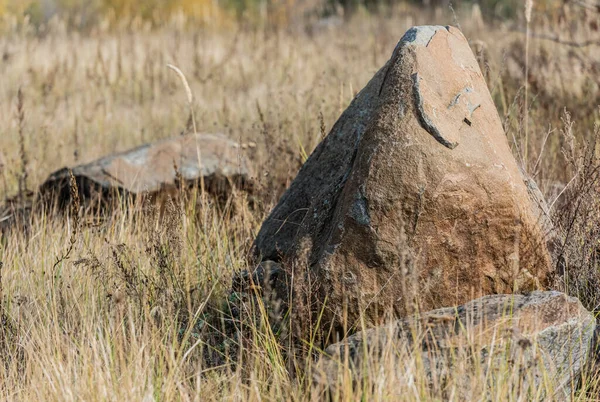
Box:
0 3 599 400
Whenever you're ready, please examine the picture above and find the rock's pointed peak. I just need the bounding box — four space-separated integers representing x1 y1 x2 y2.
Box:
399 25 450 47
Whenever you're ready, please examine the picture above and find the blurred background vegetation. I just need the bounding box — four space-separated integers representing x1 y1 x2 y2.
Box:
0 0 566 31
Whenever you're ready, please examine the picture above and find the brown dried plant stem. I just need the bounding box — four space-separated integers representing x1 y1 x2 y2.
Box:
167 64 205 197
524 0 533 166
16 88 27 200
167 64 197 135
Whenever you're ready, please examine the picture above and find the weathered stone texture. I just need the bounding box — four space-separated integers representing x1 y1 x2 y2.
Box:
39 133 253 206
315 291 595 399
253 26 553 331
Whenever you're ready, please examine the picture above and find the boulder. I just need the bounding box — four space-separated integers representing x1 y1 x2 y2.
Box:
39 133 253 208
252 26 553 333
314 291 595 399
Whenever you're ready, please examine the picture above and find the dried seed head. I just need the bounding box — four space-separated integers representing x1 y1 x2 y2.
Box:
525 0 533 23
167 64 193 105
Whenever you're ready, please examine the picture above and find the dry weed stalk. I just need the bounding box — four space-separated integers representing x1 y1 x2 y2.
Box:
0 151 6 200
52 170 81 272
524 0 534 166
167 63 197 135
167 63 206 197
16 88 27 200
73 117 79 163
0 261 3 313
552 109 600 312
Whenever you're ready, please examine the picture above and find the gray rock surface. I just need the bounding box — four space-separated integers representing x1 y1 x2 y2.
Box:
315 291 595 399
39 133 253 207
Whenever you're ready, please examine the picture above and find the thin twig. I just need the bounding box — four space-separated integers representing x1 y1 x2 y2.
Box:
532 127 556 178
569 0 600 12
549 172 579 212
511 28 600 48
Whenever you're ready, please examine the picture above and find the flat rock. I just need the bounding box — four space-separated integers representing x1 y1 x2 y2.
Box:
315 291 595 399
39 133 253 207
252 26 553 334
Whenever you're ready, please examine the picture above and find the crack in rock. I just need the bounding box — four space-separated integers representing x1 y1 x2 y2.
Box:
413 73 459 150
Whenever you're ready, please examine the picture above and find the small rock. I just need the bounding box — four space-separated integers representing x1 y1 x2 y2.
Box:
315 291 595 400
39 133 253 208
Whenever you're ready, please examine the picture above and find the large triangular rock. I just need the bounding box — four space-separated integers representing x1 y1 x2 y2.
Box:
253 26 552 332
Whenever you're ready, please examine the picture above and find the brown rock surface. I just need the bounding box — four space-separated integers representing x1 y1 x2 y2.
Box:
315 291 595 399
253 26 553 332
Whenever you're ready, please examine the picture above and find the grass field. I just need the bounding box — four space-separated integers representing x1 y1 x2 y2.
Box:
1 2 600 400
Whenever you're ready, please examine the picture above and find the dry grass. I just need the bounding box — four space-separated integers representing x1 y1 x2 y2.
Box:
0 2 600 400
